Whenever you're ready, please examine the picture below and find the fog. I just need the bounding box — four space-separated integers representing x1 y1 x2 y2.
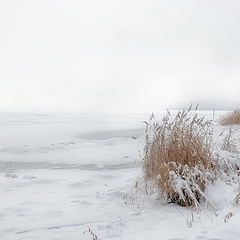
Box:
0 0 239 112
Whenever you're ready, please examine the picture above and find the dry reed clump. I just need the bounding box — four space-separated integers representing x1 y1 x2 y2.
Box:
142 107 218 207
220 110 240 125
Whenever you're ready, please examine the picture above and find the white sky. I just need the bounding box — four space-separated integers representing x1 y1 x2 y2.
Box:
0 0 239 112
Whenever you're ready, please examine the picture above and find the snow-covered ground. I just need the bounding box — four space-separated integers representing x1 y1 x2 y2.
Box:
0 111 240 240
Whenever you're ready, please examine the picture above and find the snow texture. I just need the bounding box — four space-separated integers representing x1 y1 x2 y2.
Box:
0 111 240 240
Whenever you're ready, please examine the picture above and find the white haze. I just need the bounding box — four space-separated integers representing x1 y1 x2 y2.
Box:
0 0 239 112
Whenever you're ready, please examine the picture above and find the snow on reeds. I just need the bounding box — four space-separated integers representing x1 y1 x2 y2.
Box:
220 129 238 153
142 106 219 207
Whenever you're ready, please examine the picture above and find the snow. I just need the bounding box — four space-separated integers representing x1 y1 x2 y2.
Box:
0 111 240 240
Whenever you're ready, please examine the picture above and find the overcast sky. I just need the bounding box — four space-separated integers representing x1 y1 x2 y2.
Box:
0 0 239 112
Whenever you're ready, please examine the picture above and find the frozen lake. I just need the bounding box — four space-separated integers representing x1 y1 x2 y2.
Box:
0 111 240 240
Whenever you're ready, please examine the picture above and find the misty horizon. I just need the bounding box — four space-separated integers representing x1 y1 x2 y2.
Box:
1 0 240 112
